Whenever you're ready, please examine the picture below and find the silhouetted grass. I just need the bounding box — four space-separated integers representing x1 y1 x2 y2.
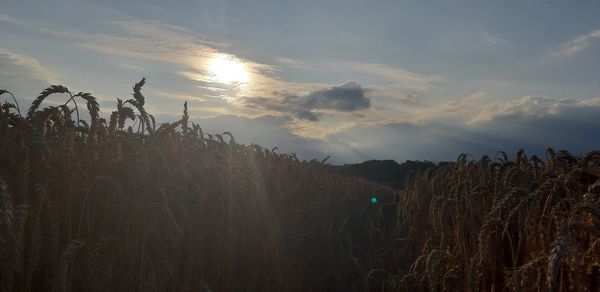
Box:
0 80 395 292
2 80 599 292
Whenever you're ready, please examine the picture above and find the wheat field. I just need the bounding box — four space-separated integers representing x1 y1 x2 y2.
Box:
395 150 600 291
0 79 396 292
1 80 599 291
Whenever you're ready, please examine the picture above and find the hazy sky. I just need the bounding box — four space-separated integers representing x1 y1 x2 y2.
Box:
2 0 600 163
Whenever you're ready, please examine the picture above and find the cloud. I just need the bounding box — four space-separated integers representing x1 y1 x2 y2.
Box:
0 14 360 133
0 13 35 30
8 11 600 163
195 95 600 164
63 19 222 64
471 95 600 123
464 96 600 155
0 48 58 98
243 81 370 121
316 93 600 162
276 57 302 66
414 90 491 123
325 61 443 91
70 19 324 102
151 90 207 102
243 96 320 121
0 14 438 123
0 13 220 64
116 63 144 72
291 81 370 111
553 29 600 57
482 31 509 46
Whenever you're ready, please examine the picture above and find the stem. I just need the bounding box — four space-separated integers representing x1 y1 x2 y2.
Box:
6 91 22 116
63 93 81 128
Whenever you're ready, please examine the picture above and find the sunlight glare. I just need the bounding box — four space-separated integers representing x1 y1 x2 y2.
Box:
207 54 249 84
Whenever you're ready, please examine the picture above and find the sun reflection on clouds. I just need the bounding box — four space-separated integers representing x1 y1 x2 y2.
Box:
27 15 431 139
206 54 249 84
184 52 260 100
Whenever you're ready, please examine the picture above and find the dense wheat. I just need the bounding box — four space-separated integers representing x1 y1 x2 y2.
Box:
0 81 395 292
2 80 599 291
394 150 600 291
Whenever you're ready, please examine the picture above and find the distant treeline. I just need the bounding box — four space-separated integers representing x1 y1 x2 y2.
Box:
330 159 443 189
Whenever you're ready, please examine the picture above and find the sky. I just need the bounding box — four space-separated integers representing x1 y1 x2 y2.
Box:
1 0 600 163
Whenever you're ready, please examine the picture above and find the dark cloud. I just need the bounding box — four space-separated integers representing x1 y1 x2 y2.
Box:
286 81 370 112
293 110 321 121
243 96 321 121
243 81 370 121
473 97 600 153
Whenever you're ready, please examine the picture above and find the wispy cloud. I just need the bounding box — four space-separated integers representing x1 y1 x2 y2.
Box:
0 48 58 98
0 49 57 82
482 31 510 46
0 13 445 125
414 91 491 123
324 61 443 91
80 20 224 64
276 57 302 66
0 14 285 100
115 63 144 72
471 95 600 123
151 90 207 102
553 29 600 57
0 13 221 64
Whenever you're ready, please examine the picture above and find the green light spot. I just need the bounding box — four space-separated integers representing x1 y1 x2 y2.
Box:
371 197 377 203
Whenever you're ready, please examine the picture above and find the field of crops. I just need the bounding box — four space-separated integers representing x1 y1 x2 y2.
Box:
1 80 599 291
395 151 600 291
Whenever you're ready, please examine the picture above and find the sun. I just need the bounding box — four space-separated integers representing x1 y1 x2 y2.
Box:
207 54 249 84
